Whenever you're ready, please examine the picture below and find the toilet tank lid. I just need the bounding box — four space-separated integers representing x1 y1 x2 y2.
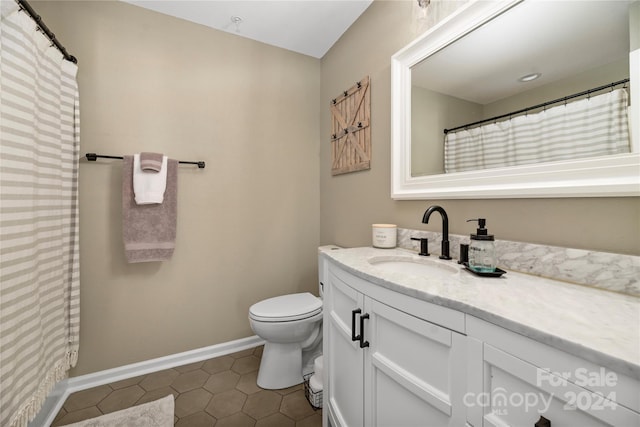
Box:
249 292 322 319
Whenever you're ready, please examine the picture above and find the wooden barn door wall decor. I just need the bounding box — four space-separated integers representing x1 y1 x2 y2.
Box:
330 76 371 175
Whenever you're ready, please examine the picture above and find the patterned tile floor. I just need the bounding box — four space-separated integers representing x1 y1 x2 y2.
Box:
52 346 322 427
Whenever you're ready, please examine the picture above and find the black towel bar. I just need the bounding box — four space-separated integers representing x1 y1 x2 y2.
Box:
85 153 205 169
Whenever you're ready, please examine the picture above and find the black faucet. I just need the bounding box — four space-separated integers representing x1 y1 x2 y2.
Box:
422 205 451 260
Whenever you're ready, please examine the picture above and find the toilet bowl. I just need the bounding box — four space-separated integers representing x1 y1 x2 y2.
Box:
249 292 322 389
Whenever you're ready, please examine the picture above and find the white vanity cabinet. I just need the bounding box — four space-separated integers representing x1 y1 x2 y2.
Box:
324 262 468 427
320 248 640 427
466 317 640 427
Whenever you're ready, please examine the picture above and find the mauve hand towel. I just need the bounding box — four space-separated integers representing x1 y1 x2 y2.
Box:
140 152 164 172
123 155 178 263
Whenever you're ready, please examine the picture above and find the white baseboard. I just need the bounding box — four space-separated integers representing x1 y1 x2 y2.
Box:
29 335 264 427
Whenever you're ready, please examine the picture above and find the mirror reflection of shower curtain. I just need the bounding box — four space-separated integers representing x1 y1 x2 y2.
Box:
0 3 80 427
444 88 630 173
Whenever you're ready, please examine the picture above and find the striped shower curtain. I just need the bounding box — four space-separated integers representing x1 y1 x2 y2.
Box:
1 3 80 427
444 88 631 173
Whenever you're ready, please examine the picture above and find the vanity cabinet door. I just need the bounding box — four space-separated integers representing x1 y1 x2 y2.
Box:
363 298 467 427
467 315 640 427
325 269 365 427
324 261 468 427
467 344 640 427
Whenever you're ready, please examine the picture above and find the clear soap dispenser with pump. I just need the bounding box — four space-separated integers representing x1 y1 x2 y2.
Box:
466 218 496 273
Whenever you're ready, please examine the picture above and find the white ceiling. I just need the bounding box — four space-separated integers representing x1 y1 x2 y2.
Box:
412 0 632 105
122 0 373 58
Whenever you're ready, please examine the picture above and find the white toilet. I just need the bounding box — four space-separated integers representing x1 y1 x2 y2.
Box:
249 292 322 389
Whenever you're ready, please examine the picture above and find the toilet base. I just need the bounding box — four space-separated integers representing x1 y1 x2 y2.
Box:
257 342 302 389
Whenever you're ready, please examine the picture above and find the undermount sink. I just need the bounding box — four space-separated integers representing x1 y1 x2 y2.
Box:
368 256 459 278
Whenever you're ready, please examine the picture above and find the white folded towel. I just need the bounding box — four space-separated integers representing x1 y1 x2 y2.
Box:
308 374 323 408
314 356 323 379
133 153 168 204
309 373 322 391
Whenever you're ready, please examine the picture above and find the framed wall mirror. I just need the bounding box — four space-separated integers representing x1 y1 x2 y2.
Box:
391 0 639 199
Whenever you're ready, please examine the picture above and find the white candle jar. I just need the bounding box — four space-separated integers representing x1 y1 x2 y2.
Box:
372 224 397 248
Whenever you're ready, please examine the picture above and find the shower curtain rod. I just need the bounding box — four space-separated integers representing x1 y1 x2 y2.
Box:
443 78 630 134
85 153 206 169
15 0 77 64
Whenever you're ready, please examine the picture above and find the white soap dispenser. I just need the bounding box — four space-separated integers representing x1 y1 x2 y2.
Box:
466 218 496 273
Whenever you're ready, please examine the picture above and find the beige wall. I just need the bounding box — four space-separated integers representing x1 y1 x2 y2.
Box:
34 1 321 376
631 2 639 51
320 0 640 255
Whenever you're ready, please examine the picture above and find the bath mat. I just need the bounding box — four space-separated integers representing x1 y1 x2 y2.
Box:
63 394 174 427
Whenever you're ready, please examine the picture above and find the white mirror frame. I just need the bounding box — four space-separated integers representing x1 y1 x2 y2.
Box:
391 0 640 200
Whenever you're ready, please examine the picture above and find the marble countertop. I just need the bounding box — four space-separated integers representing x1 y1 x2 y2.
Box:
319 246 640 380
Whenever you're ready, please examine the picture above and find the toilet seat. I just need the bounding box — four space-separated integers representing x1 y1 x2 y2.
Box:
249 292 322 322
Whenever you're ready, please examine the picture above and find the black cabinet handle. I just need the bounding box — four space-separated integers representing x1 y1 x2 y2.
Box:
351 308 361 342
535 416 551 427
359 313 370 348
